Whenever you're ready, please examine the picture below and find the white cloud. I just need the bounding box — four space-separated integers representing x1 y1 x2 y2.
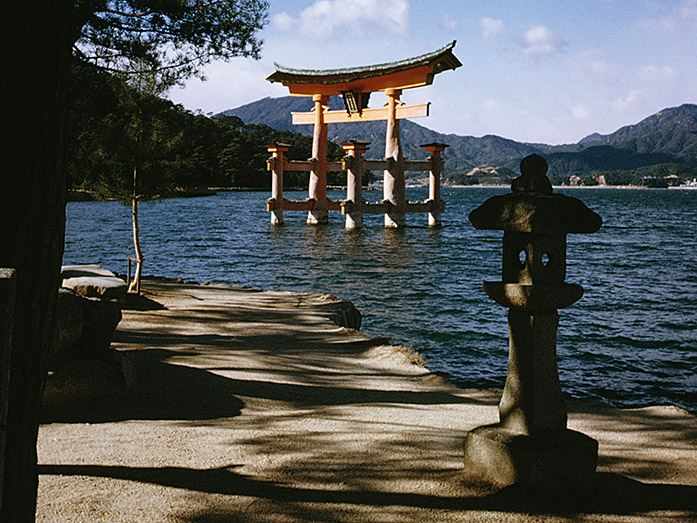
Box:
639 64 677 82
570 50 682 104
483 99 504 112
481 17 504 38
519 25 566 61
677 0 697 23
571 105 590 120
570 50 624 86
641 0 697 30
440 17 457 31
563 45 697 135
272 0 410 39
481 19 565 66
611 90 640 113
271 12 294 32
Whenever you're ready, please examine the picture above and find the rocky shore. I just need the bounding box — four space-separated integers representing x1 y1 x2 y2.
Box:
37 278 697 522
45 265 130 409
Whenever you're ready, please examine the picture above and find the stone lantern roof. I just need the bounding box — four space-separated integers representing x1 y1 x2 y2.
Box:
469 154 602 234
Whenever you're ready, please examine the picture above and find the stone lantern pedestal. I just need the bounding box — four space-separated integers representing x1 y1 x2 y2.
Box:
464 154 602 488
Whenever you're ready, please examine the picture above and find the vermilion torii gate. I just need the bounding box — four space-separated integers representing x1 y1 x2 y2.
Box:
265 41 461 228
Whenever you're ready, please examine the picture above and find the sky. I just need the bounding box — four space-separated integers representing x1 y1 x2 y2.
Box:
168 0 697 145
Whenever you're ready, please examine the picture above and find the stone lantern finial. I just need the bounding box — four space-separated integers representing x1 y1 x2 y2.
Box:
463 154 602 488
512 154 552 194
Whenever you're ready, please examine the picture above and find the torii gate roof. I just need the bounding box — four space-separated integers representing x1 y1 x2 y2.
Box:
266 41 461 96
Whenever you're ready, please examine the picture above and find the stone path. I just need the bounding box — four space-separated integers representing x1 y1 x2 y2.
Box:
37 281 697 522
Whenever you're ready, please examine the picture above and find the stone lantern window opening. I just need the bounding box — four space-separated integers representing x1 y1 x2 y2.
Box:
503 232 567 285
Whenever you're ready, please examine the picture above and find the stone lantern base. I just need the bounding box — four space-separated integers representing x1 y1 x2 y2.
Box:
463 424 598 488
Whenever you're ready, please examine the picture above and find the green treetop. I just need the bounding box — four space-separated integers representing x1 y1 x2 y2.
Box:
73 0 269 88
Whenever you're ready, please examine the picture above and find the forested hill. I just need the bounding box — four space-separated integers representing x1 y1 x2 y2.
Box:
220 98 697 186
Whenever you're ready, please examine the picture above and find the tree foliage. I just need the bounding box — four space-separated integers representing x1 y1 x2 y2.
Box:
70 64 184 200
68 65 349 195
69 0 273 196
73 0 269 88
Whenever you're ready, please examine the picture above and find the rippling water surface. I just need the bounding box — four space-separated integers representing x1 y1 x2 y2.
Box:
64 187 697 412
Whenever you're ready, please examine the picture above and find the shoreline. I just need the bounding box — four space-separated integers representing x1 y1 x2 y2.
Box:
36 280 697 522
144 277 696 416
68 184 697 202
445 183 697 190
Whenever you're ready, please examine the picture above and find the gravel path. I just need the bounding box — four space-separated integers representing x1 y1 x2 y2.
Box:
37 281 697 522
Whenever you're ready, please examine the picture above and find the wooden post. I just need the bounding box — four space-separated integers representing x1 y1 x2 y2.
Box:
308 94 330 224
0 268 16 516
422 143 448 227
383 88 406 228
267 143 290 225
341 140 370 230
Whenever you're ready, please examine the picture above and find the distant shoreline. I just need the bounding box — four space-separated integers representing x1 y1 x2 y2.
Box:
445 184 697 190
68 184 697 202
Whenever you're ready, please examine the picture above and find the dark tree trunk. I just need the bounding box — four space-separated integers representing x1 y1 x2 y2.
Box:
0 1 72 521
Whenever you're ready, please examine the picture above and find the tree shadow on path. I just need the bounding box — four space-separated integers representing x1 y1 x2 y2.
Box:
37 463 697 521
40 348 244 424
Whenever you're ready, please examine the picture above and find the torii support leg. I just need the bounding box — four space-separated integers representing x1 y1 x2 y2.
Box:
308 94 329 224
267 143 290 225
384 88 406 228
422 143 448 227
341 140 369 230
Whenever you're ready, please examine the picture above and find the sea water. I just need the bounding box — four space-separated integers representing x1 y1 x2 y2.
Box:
63 187 697 413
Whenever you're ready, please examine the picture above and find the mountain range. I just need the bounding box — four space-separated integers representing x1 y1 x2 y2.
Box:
219 97 697 185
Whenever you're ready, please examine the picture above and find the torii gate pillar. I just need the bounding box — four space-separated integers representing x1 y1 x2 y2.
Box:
423 142 448 227
384 89 406 228
342 140 370 230
308 94 330 224
267 143 290 225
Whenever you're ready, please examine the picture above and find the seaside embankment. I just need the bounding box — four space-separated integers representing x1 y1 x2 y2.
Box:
37 280 697 522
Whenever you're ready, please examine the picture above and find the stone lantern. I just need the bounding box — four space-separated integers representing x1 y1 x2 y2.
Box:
464 154 602 487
